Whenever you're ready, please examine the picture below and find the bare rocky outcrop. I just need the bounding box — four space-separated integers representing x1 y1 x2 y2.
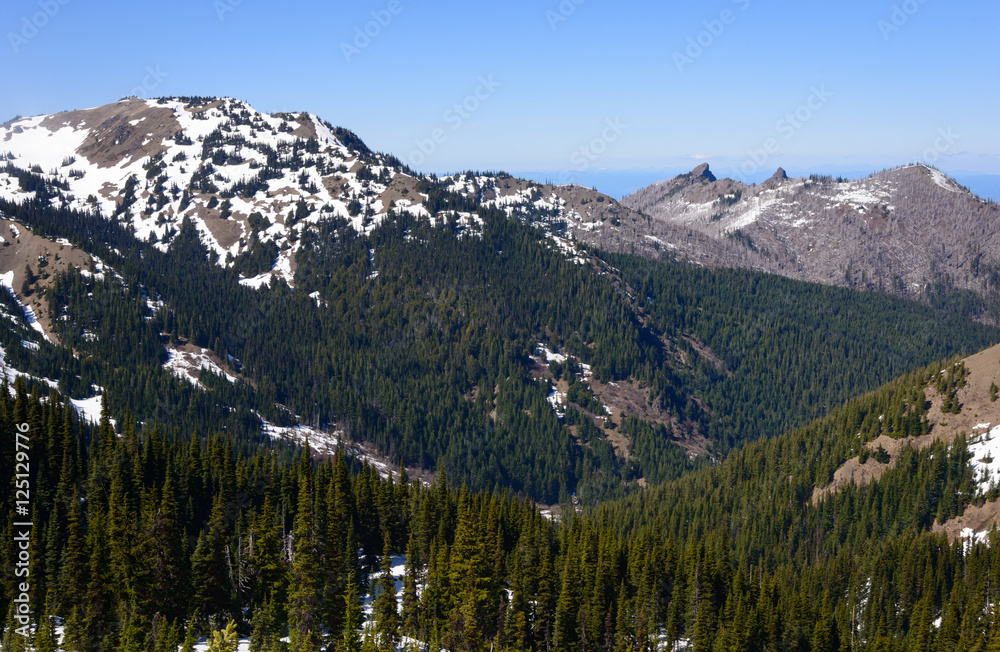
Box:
0 218 96 342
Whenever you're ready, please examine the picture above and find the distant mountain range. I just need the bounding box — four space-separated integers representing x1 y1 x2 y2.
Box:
621 163 1000 303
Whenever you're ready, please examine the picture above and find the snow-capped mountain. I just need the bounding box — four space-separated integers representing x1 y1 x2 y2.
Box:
1 96 427 286
623 163 1000 300
0 96 660 288
0 96 703 476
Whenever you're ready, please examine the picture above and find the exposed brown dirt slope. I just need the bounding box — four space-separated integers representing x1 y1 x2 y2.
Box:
0 219 95 342
812 342 1000 539
41 98 180 169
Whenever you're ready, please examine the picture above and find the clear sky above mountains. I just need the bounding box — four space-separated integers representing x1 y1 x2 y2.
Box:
2 0 997 188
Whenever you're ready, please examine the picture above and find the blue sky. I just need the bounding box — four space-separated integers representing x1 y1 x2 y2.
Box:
2 0 998 195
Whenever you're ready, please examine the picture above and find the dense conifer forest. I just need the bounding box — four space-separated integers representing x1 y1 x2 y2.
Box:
1 83 999 652
4 363 1000 651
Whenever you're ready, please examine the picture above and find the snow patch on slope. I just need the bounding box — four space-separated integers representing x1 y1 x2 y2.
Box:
362 554 409 621
726 193 781 233
0 342 59 393
164 346 237 387
929 167 961 193
260 415 413 483
71 390 117 427
261 418 341 456
830 179 893 207
969 424 1000 494
0 270 50 342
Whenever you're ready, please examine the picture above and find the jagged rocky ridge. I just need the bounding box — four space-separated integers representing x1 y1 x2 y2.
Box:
623 163 1000 302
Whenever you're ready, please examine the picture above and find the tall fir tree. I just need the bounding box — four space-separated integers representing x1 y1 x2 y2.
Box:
287 462 323 652
372 535 400 651
337 575 363 652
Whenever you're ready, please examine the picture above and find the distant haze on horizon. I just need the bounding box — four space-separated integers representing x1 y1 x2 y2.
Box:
1 0 997 179
506 165 1000 203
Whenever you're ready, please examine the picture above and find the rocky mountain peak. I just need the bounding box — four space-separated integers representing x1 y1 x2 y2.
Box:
691 163 716 182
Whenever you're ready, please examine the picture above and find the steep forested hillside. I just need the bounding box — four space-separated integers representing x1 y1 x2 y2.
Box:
603 252 995 449
1 98 998 510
